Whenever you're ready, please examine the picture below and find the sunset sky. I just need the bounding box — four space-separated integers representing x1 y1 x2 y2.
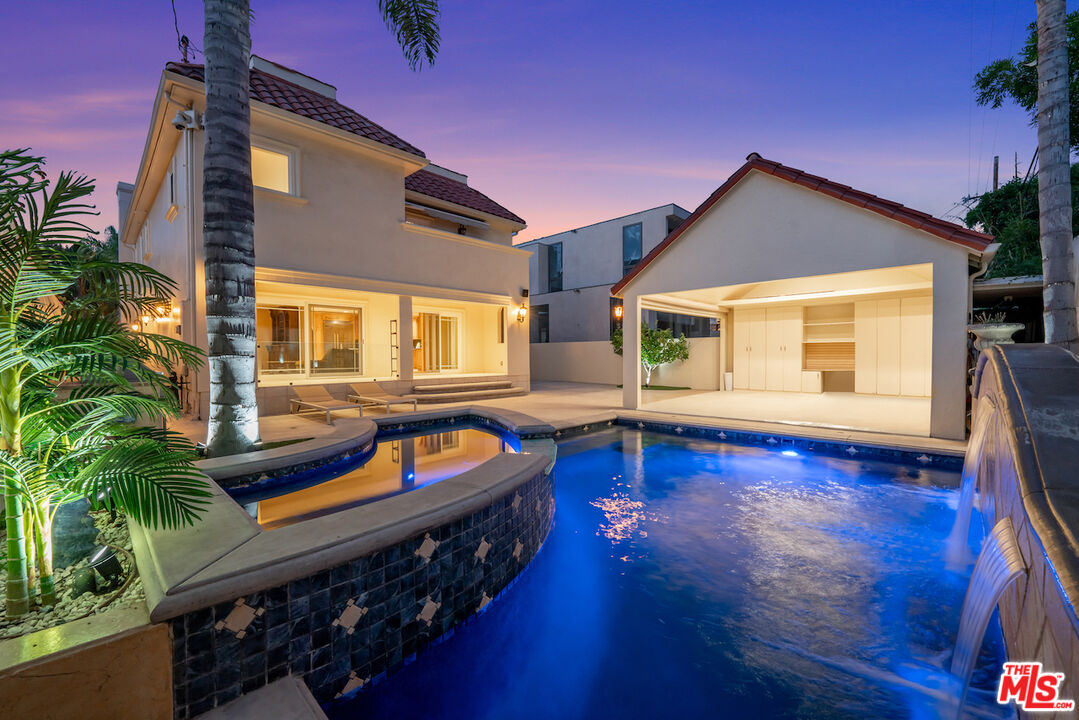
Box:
0 1 1051 243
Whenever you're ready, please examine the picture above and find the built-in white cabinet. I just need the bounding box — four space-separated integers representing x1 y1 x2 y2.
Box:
733 307 763 390
733 306 801 391
854 296 932 397
733 298 931 397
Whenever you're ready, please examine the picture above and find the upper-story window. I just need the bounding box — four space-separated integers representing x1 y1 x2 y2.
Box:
622 222 642 275
547 242 563 292
251 142 294 195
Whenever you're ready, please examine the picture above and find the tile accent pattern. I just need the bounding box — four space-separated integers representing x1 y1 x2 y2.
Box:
615 418 963 469
169 467 554 718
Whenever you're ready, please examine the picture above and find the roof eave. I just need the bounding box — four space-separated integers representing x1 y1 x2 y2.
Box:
611 159 994 296
404 188 526 228
120 72 178 248
165 70 429 172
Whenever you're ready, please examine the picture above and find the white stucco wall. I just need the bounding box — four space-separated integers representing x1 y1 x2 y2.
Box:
530 341 620 385
530 336 721 390
126 74 529 417
619 170 976 440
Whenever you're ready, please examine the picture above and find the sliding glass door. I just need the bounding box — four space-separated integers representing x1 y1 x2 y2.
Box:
413 312 460 373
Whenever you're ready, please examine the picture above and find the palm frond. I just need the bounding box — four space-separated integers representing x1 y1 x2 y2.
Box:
378 0 441 70
70 432 210 529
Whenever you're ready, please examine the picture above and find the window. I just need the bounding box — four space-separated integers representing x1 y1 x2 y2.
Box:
622 223 642 275
547 242 563 292
652 312 717 338
310 306 362 375
251 144 291 194
256 305 303 374
530 304 550 343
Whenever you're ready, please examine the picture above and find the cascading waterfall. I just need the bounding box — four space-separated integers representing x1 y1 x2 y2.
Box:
946 411 993 569
950 516 1026 719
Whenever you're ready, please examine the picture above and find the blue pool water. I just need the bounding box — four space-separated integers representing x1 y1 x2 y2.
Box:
329 428 1009 719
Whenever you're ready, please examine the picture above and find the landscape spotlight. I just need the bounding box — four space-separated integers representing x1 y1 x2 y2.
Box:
88 546 124 590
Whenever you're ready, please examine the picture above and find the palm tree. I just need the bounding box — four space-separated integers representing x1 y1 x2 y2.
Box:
201 0 441 456
1036 0 1079 351
1 149 210 617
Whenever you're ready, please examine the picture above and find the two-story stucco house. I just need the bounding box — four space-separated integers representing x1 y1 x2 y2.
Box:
118 56 530 419
518 204 721 386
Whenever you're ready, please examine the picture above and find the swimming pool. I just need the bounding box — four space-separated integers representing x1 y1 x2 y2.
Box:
328 427 1010 719
233 423 517 529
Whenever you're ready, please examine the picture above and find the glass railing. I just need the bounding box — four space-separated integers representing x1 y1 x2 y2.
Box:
257 342 363 376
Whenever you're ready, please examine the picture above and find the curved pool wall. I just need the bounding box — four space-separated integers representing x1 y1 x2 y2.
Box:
968 344 1079 700
126 407 557 719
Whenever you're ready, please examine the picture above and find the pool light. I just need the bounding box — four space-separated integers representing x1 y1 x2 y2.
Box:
781 450 799 457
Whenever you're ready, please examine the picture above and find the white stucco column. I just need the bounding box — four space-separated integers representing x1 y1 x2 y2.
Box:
930 261 968 440
398 295 413 384
718 311 728 391
622 295 641 409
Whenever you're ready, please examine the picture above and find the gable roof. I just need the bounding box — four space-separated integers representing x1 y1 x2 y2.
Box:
166 62 425 158
406 169 525 225
611 153 994 295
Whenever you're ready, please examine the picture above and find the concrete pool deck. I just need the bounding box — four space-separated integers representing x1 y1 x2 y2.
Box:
172 382 965 457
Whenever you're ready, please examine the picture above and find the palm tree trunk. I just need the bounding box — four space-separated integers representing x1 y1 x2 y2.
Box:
1036 0 1079 352
4 491 28 616
203 0 260 455
34 500 55 605
1 367 29 616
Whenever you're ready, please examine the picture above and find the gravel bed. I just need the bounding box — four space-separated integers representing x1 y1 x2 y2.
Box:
0 511 144 639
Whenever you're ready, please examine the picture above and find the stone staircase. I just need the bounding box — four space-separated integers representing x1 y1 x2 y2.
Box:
410 379 526 403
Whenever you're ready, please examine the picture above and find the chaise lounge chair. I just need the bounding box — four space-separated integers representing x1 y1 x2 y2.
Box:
347 383 418 415
289 386 360 424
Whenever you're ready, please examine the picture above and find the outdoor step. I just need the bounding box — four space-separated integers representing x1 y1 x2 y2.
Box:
412 380 513 393
413 386 527 403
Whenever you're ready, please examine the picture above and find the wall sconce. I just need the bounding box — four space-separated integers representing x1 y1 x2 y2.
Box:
516 305 528 323
130 322 141 332
614 305 624 320
141 314 152 325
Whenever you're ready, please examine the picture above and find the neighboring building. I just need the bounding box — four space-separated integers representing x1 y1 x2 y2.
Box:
519 204 712 385
119 56 530 419
612 153 995 441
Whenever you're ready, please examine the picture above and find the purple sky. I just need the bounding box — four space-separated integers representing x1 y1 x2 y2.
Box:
0 1 1055 243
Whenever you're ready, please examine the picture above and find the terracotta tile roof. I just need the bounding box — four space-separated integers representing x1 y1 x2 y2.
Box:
166 62 425 158
405 169 525 225
612 153 994 295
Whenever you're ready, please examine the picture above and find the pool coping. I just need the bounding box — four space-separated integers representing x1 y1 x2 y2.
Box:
129 407 557 623
490 408 965 467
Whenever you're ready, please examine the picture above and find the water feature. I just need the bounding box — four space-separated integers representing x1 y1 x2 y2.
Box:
951 517 1026 718
327 427 1012 719
946 407 994 570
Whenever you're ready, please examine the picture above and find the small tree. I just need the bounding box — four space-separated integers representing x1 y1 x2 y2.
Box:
611 323 690 387
1 150 210 617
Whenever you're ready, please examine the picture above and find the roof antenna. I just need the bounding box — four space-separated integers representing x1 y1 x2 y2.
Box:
171 0 189 62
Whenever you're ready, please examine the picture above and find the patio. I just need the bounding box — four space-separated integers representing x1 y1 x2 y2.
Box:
171 381 955 455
